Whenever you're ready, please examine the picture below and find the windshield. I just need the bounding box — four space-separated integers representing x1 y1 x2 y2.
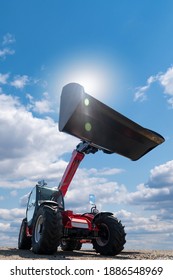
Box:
38 186 64 209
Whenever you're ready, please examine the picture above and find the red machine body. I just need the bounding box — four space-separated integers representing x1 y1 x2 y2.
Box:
57 142 100 242
58 150 84 197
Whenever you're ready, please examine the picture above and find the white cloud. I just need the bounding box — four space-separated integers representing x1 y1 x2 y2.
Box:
134 85 150 102
88 167 124 176
149 160 173 187
33 98 53 114
0 73 10 84
19 193 30 207
10 190 18 197
64 158 172 216
2 33 15 45
0 208 25 220
10 75 29 89
64 167 128 213
0 219 21 247
0 93 78 189
26 93 34 101
0 223 11 232
0 48 15 59
116 209 170 233
127 183 171 204
159 66 173 96
134 74 158 102
167 97 173 107
115 209 173 249
0 33 15 60
0 92 20 110
134 66 173 106
26 92 53 114
122 160 173 224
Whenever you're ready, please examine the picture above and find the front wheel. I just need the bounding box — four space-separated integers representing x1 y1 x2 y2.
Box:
92 215 126 256
32 205 63 254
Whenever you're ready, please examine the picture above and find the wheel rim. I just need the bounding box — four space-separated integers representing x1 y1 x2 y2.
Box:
61 239 67 246
34 215 43 243
96 223 110 246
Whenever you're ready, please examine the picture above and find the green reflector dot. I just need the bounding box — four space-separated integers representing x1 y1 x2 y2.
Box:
85 122 92 132
84 98 90 106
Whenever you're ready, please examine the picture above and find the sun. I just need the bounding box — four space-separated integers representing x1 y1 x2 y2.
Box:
52 50 125 104
60 61 111 101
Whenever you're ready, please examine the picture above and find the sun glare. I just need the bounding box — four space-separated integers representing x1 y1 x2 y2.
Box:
51 51 125 104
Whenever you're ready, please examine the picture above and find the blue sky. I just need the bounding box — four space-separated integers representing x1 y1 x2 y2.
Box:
0 0 173 250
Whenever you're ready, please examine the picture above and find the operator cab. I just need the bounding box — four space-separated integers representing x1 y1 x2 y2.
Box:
26 180 64 227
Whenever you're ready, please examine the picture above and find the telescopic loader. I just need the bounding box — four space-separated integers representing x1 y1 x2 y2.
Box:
18 83 164 255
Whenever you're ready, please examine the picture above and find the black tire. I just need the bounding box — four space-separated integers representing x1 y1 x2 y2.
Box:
32 205 63 254
75 241 82 250
92 215 126 256
60 239 82 251
18 218 32 250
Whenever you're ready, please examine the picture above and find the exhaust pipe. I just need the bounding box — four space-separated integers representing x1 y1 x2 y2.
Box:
59 83 164 160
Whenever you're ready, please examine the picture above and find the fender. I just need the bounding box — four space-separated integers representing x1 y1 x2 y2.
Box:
93 211 113 223
39 201 59 208
27 201 59 229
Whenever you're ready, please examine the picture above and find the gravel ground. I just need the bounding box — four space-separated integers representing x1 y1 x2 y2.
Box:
0 247 172 260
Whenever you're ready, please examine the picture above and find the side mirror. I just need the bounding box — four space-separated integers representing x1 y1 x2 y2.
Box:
38 180 47 187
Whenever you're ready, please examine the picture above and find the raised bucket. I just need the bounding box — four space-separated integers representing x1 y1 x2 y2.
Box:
59 83 164 160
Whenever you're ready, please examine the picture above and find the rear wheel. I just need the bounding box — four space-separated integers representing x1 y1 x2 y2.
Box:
32 205 63 254
18 218 32 250
92 215 126 256
60 239 82 251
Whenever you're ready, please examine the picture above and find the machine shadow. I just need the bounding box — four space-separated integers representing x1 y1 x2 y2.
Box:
0 248 141 260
